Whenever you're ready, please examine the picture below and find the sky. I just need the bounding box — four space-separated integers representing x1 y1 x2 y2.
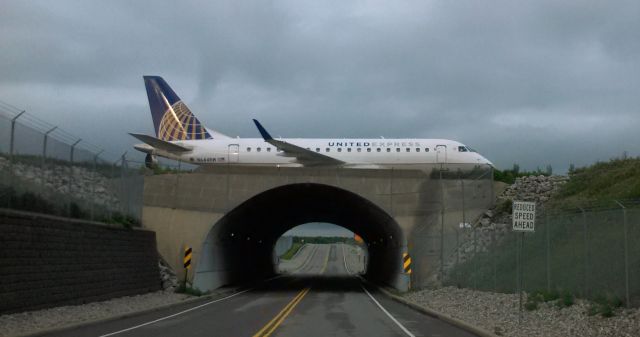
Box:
1 0 639 172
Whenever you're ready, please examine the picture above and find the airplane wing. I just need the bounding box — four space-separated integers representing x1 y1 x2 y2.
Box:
129 133 192 153
252 119 345 167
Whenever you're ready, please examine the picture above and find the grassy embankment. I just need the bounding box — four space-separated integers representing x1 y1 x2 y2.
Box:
280 242 304 260
448 157 640 308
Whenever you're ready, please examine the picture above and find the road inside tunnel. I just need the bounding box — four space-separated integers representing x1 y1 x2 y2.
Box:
193 183 408 292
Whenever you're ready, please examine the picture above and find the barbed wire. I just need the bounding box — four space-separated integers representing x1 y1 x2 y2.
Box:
0 99 127 162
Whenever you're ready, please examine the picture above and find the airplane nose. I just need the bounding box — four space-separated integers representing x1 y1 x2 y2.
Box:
477 154 494 167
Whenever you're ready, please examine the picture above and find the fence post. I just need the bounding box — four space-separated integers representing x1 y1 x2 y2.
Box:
7 110 26 208
439 166 445 284
90 150 104 221
579 207 588 298
67 138 81 216
546 212 551 292
120 152 128 217
614 200 630 308
492 225 497 292
41 126 57 196
473 225 478 289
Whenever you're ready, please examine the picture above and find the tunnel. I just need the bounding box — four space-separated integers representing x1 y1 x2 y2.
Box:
193 183 407 291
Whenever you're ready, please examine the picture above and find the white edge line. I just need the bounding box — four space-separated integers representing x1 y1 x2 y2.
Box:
342 244 352 275
361 284 416 337
98 284 260 337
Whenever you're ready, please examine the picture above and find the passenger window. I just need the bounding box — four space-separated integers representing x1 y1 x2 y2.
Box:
386 148 391 152
406 148 410 152
338 148 342 152
267 148 271 152
416 148 421 152
347 148 352 152
326 148 330 152
376 148 381 152
257 147 261 152
425 148 429 152
367 148 371 152
357 148 361 152
247 147 251 152
396 148 400 152
316 148 320 152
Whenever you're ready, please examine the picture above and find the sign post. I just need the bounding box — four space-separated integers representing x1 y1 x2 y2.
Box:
183 246 192 288
512 201 536 323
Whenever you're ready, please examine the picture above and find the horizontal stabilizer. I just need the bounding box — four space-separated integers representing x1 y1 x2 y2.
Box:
129 133 192 153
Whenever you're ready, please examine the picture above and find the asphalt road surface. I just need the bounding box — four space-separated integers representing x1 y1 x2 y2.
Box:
41 244 476 337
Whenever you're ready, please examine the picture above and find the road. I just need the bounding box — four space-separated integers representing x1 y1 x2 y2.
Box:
42 244 476 337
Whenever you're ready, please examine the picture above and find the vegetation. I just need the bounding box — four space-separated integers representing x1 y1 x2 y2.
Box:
525 290 574 311
493 163 552 184
280 242 304 260
588 295 623 317
292 236 356 245
175 284 206 297
549 157 640 209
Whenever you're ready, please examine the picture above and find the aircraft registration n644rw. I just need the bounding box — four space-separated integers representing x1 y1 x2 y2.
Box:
131 76 493 169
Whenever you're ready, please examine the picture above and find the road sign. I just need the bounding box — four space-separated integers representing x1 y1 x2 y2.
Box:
513 201 536 232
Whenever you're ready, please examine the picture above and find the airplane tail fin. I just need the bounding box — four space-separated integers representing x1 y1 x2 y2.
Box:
143 76 213 141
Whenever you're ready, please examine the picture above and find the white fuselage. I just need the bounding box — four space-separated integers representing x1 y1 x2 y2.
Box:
140 137 492 168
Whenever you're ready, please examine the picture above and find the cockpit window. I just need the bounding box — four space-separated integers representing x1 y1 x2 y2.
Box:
458 146 468 152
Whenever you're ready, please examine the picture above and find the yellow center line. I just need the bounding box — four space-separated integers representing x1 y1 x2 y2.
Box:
319 246 331 274
252 287 311 337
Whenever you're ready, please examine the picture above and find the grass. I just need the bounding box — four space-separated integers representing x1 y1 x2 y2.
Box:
525 289 574 311
175 284 207 296
588 295 623 317
550 157 640 209
280 242 304 260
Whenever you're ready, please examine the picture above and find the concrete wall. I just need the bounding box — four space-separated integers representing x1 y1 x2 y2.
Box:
0 209 160 315
142 165 494 291
273 236 294 257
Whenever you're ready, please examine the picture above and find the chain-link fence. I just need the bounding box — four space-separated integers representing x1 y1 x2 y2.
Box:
0 101 145 225
445 199 640 307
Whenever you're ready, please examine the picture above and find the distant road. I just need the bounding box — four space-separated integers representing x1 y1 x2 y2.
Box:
41 244 476 337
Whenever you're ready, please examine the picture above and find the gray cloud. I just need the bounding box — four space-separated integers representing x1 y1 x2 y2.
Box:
1 0 639 171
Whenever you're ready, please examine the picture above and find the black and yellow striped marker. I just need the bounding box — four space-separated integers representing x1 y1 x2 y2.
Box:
403 253 412 274
184 247 192 270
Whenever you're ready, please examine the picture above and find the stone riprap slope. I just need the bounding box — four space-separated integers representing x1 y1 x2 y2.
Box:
443 175 569 276
0 156 120 210
501 175 569 204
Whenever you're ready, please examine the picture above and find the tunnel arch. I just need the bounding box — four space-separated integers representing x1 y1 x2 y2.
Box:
193 183 407 291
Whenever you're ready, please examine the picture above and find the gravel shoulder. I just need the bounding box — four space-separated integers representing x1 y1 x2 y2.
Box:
404 287 640 337
0 290 195 337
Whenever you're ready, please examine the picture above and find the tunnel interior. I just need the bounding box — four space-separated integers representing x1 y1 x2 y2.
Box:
194 183 406 291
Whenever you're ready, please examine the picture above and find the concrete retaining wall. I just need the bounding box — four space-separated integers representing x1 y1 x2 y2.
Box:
0 209 160 315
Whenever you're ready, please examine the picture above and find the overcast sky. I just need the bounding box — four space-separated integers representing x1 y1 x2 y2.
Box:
1 1 639 172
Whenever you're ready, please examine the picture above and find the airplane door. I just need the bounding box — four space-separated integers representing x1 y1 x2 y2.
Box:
436 145 447 164
228 144 239 163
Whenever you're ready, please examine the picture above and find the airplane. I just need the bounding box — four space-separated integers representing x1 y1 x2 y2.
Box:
132 76 493 170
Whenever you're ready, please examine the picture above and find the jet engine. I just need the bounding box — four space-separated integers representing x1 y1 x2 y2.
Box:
145 153 158 169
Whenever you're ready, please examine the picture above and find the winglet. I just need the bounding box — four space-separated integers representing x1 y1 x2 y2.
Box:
253 119 273 141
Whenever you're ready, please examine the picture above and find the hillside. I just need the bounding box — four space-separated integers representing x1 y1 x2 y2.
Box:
550 157 640 208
